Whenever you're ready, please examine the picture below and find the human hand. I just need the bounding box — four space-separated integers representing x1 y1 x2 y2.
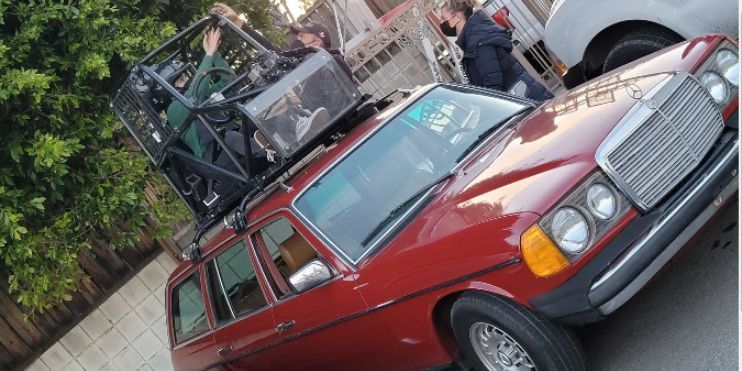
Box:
203 28 221 56
212 3 244 28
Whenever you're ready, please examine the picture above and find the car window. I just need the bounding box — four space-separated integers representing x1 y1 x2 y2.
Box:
253 217 318 298
295 86 526 262
172 272 210 344
205 240 267 323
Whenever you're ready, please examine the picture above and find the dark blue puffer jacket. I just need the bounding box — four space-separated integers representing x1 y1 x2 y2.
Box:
455 10 553 101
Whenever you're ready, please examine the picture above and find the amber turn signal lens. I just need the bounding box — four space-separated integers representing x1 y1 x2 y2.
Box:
521 225 570 277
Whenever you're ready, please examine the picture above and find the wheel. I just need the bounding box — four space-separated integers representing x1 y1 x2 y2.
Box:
602 28 683 73
451 292 585 371
561 64 586 89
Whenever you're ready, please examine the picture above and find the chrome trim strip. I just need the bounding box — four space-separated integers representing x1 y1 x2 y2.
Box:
591 140 739 314
251 239 279 303
212 261 236 319
290 88 530 266
203 258 520 369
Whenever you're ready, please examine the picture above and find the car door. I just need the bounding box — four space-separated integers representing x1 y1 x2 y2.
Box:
201 237 282 369
168 268 219 371
247 213 407 370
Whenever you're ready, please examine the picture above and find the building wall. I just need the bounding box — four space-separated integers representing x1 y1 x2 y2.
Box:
24 253 179 371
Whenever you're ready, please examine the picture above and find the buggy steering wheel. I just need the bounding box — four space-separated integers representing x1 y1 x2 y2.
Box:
194 66 238 124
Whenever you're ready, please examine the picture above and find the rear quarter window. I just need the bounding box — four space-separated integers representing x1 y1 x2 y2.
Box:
171 272 210 344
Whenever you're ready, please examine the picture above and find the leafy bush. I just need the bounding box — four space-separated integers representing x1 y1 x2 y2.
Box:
0 0 279 313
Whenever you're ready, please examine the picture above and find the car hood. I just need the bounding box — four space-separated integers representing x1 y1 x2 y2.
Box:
368 72 671 267
440 73 673 219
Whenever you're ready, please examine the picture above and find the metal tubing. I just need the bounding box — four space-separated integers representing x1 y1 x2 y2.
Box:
141 17 212 64
218 14 268 53
195 114 251 180
168 147 248 183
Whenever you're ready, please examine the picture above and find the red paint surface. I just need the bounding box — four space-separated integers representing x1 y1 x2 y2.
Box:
167 35 738 370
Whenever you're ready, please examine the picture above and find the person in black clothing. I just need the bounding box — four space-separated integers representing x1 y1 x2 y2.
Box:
211 3 352 78
211 3 351 152
439 0 553 101
290 22 353 78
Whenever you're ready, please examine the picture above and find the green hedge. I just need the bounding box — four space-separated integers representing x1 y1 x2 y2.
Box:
0 0 278 314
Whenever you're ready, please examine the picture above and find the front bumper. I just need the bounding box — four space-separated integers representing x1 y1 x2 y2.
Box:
531 127 739 325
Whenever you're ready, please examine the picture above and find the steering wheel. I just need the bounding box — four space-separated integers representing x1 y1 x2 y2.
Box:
204 108 235 125
194 67 239 124
192 67 238 103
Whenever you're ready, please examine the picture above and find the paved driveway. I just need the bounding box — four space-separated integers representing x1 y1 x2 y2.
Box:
578 200 738 370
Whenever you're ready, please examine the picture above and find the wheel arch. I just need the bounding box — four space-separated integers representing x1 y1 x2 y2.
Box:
430 287 522 360
582 20 684 75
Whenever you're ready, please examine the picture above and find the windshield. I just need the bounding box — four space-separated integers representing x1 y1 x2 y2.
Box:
294 85 527 262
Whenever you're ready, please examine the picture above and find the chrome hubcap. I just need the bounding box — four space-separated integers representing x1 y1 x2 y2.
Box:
468 322 536 371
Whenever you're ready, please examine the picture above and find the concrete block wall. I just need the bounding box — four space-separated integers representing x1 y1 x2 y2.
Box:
25 252 179 371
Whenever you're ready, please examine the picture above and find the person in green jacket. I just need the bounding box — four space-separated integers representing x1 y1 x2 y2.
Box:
166 28 231 159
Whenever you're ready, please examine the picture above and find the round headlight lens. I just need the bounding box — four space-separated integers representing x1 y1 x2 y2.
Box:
586 184 616 220
550 207 590 254
716 49 739 87
699 72 729 104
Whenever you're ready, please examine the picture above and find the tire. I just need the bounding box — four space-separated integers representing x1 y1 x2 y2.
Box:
450 292 585 371
562 64 586 89
603 29 683 73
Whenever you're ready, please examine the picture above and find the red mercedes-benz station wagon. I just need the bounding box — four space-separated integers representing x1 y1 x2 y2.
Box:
114 16 737 371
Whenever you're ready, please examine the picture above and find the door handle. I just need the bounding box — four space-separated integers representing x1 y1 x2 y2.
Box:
218 345 232 356
276 320 296 332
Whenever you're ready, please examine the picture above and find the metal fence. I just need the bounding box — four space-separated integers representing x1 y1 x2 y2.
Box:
480 0 563 92
344 0 464 98
340 0 564 98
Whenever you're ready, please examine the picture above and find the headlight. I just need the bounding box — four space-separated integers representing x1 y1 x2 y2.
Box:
699 72 729 104
550 207 590 254
716 49 739 88
586 184 616 220
523 172 629 278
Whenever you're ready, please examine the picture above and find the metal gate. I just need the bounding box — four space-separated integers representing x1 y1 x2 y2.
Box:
335 0 564 98
344 0 463 98
480 0 564 93
295 0 378 50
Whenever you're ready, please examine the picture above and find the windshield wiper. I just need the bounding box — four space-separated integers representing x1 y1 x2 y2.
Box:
360 171 456 247
455 106 531 163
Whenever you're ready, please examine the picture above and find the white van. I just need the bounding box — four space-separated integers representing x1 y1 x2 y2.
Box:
545 0 738 87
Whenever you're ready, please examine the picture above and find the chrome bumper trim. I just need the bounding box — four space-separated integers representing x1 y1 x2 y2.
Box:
591 140 739 315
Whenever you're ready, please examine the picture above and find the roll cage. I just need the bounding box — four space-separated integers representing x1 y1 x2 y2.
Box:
111 14 375 247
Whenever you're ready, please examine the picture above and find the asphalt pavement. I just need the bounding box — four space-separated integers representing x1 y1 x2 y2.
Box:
578 200 739 370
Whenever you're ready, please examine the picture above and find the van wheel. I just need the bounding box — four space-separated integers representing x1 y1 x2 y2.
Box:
562 64 586 89
603 29 683 73
451 292 585 371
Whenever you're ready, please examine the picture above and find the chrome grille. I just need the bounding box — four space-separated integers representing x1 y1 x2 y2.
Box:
597 73 724 211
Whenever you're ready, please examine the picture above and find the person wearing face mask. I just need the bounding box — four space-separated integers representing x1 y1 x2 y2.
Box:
291 22 353 78
440 0 553 101
212 3 352 79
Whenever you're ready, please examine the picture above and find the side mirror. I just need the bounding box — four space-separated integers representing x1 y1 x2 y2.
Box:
289 259 332 293
181 242 202 262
